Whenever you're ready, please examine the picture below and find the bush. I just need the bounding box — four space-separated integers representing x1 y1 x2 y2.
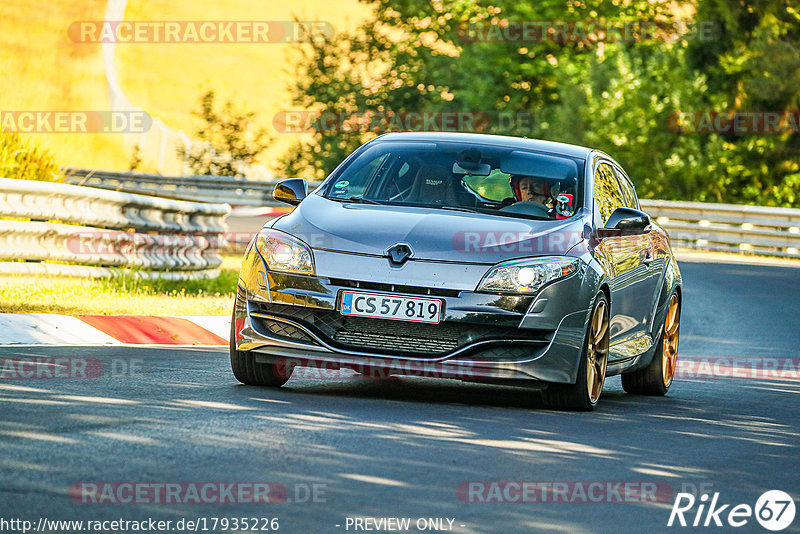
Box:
0 130 61 181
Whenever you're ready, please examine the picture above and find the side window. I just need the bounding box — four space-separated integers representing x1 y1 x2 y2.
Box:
377 160 415 200
593 163 625 224
613 167 638 209
330 153 388 198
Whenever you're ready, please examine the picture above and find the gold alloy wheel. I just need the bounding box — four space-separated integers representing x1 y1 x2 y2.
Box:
662 294 680 387
586 300 609 404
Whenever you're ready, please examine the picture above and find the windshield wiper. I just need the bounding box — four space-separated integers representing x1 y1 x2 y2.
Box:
432 205 486 214
328 195 383 205
346 196 383 205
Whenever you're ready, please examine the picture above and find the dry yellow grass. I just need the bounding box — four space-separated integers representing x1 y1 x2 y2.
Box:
0 0 132 170
0 0 369 174
117 0 370 174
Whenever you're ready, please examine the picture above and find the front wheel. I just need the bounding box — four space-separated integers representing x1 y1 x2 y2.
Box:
542 293 609 411
622 292 680 395
230 314 291 387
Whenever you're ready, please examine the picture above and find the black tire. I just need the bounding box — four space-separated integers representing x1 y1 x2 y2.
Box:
230 314 291 387
622 292 680 396
542 293 609 411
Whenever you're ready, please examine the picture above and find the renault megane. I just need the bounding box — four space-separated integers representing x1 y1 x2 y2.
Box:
230 132 682 410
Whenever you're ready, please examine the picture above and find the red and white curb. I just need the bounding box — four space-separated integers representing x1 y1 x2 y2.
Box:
0 314 229 346
229 206 290 218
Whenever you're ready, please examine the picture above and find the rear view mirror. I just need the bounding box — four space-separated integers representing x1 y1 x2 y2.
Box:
453 148 491 175
452 162 491 175
273 178 307 206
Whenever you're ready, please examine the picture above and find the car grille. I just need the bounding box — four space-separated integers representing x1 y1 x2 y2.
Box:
251 315 318 345
333 319 461 354
250 302 549 357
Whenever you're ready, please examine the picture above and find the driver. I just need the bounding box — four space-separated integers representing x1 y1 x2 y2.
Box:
510 174 555 208
503 174 574 219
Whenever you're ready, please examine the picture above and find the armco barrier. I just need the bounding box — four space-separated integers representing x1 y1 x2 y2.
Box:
640 199 800 258
0 177 230 279
64 169 313 206
62 170 800 259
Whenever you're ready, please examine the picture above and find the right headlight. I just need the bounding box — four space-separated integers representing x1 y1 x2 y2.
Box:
477 256 579 294
255 228 315 275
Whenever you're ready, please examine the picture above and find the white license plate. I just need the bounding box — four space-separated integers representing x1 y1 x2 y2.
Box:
340 291 443 324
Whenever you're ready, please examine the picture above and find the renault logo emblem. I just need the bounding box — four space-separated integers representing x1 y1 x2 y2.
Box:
386 243 413 266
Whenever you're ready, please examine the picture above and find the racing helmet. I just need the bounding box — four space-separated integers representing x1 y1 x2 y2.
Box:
509 174 558 202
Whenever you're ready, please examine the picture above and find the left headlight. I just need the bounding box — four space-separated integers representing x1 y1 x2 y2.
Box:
255 228 315 275
477 256 579 294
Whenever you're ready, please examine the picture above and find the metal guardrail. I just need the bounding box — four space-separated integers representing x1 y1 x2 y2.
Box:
0 177 230 279
64 169 311 206
640 200 800 258
60 170 800 259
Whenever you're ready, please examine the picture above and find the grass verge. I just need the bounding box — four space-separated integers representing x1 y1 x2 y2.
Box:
0 256 242 316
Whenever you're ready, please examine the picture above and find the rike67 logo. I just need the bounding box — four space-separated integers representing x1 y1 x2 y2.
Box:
668 490 795 531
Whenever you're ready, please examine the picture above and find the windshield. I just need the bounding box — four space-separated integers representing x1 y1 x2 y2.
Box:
323 140 584 220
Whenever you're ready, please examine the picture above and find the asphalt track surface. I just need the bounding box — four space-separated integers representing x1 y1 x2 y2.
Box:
1 261 798 534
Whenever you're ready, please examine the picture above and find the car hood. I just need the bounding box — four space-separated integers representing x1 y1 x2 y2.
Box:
272 194 587 264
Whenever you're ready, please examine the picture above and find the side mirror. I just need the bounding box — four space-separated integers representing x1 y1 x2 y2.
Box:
602 207 651 235
273 178 307 206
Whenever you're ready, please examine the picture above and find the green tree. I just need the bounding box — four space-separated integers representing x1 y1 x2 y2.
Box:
281 0 800 206
682 0 800 206
179 90 271 177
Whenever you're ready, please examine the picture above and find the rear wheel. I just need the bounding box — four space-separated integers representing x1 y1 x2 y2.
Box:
542 293 609 411
622 292 680 395
230 314 291 387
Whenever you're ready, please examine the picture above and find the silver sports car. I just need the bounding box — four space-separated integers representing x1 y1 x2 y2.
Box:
231 132 682 410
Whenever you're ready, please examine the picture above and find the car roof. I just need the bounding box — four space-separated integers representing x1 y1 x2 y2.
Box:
373 132 594 159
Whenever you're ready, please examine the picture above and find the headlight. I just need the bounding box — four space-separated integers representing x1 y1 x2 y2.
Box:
477 256 579 294
255 229 315 275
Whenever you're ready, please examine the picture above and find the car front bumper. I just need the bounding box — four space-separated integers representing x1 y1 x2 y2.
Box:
233 244 594 385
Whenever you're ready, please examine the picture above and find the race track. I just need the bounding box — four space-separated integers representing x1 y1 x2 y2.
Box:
1 261 798 533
